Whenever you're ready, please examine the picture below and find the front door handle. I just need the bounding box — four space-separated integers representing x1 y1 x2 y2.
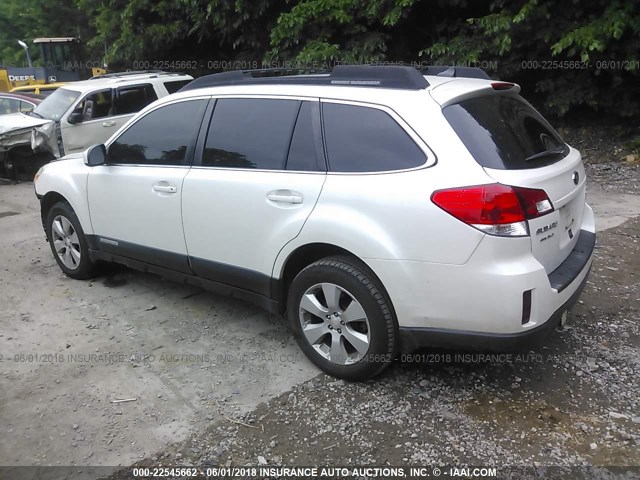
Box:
267 190 303 204
102 120 116 127
152 184 177 194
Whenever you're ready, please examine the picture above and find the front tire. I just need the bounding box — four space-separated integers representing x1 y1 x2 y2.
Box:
287 256 397 380
46 202 96 279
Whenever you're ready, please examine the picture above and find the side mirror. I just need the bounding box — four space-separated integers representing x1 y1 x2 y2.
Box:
85 144 107 167
68 112 83 124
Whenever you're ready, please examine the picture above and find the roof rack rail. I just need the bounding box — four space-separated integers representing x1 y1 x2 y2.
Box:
89 70 179 80
421 65 491 80
180 65 430 92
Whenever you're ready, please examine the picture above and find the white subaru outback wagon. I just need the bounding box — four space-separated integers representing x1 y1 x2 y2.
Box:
34 66 595 380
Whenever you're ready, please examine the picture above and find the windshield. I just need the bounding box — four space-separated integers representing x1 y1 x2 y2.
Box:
32 88 81 121
443 93 568 170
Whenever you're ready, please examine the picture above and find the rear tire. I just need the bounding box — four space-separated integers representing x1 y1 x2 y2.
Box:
46 202 96 279
287 255 397 380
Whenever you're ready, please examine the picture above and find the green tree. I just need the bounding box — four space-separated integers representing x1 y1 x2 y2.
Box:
421 0 640 117
80 0 287 69
2 0 638 120
0 0 94 66
267 0 639 118
268 0 420 63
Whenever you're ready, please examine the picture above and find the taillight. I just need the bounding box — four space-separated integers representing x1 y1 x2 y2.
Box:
431 183 554 237
512 186 553 218
491 82 515 90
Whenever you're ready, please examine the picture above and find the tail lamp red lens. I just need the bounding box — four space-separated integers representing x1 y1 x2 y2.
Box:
491 82 515 90
431 183 554 236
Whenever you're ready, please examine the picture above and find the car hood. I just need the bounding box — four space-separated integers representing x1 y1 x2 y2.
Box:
0 112 50 135
0 112 59 157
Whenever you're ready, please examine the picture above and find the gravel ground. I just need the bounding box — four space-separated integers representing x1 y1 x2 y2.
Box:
587 162 640 196
560 125 640 196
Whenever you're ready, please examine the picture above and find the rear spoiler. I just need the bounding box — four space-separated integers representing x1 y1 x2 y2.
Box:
429 79 520 108
421 66 491 80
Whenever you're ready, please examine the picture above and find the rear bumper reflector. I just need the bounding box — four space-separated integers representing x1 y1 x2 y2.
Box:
522 289 532 325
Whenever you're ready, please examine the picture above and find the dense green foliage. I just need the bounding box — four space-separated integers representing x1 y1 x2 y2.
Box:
420 0 640 118
1 0 638 119
0 0 92 66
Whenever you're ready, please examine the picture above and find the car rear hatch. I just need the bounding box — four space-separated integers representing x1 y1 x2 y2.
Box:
439 86 586 274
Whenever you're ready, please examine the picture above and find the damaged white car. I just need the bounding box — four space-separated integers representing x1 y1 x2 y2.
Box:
0 71 192 178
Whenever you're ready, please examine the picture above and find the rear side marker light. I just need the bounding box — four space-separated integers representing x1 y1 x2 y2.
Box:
431 183 554 237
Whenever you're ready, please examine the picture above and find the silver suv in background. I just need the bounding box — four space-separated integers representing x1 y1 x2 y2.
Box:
0 71 192 177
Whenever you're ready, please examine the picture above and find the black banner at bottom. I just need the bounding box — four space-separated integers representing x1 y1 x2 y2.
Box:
0 465 638 480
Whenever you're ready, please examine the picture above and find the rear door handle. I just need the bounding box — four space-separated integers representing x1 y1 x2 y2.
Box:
102 120 116 127
267 190 303 204
152 184 177 193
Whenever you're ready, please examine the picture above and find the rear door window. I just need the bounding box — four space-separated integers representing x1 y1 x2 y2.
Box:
114 84 158 115
443 94 568 170
322 103 426 172
202 98 300 170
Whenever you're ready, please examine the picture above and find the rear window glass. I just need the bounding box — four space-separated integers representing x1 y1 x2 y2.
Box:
443 94 568 170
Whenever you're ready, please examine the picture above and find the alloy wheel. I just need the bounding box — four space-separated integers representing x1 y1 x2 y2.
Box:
51 215 81 270
298 282 371 365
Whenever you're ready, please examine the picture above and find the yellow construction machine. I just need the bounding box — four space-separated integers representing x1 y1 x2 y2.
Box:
0 37 106 92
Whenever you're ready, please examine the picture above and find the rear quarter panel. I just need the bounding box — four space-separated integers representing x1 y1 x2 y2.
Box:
278 169 484 266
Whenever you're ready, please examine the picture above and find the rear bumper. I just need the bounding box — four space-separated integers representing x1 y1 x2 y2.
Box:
365 204 596 352
398 263 591 352
548 230 595 292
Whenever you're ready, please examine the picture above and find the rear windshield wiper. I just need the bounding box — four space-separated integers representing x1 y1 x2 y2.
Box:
525 147 566 162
